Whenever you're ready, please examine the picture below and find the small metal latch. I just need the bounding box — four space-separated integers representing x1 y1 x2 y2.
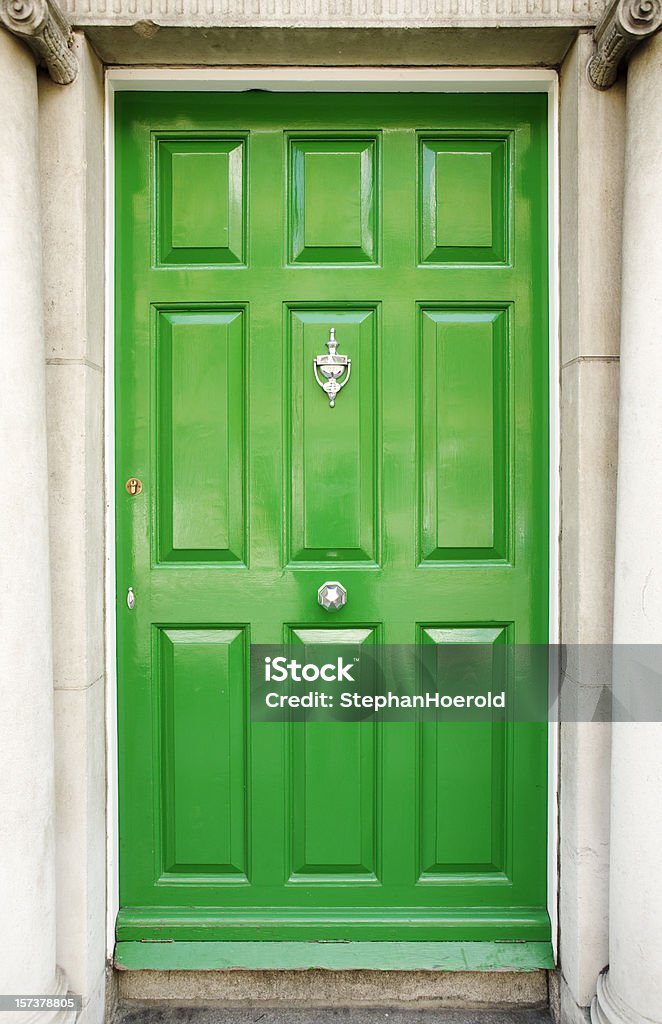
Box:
126 587 135 610
126 478 142 496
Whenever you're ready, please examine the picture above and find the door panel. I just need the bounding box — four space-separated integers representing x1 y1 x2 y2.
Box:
116 91 549 945
289 720 379 881
287 626 379 883
157 136 247 266
156 307 246 564
419 307 508 562
158 627 248 880
288 307 378 564
289 136 379 263
418 626 508 880
419 136 508 264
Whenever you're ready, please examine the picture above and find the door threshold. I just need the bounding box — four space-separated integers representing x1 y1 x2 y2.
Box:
115 940 555 972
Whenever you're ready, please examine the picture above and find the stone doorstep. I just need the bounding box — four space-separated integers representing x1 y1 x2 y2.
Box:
112 1007 552 1024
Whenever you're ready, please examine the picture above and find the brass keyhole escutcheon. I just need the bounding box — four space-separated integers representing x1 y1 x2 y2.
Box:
126 477 143 496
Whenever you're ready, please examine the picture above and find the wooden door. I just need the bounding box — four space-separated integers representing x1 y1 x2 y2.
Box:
115 91 550 959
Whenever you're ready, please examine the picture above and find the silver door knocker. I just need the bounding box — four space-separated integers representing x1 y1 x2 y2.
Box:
313 328 351 408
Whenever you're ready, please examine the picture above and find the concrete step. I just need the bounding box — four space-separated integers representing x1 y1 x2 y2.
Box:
113 1007 552 1024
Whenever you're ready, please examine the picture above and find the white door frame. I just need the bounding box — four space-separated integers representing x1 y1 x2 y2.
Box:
104 65 560 960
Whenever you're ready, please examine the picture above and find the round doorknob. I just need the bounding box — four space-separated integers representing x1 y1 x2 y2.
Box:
318 581 347 612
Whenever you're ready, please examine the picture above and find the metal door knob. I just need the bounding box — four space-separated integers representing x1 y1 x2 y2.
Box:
318 581 347 611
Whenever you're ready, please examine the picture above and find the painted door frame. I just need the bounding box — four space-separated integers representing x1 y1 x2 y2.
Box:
104 65 560 962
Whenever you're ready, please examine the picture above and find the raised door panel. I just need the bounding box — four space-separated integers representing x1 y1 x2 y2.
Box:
158 627 248 881
419 136 509 264
287 626 379 882
417 626 509 881
289 136 379 264
419 307 509 563
287 308 379 565
156 136 246 265
155 308 246 565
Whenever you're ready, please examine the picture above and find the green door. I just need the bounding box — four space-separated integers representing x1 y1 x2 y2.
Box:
115 91 550 960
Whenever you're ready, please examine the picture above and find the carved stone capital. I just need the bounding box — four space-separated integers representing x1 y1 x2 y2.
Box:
588 0 662 88
0 0 78 84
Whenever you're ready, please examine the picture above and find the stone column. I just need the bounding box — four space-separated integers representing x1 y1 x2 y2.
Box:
0 26 70 1023
591 30 662 1024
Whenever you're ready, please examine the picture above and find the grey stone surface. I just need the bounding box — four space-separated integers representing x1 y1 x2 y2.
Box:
117 971 548 1009
559 30 625 366
113 1008 552 1024
38 29 107 1024
0 21 66 1007
593 28 662 1024
557 29 622 1017
64 0 605 27
80 25 579 65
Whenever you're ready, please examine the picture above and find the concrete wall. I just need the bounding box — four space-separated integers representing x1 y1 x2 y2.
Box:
0 25 61 1002
27 24 624 1024
39 33 107 1024
556 30 624 1024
